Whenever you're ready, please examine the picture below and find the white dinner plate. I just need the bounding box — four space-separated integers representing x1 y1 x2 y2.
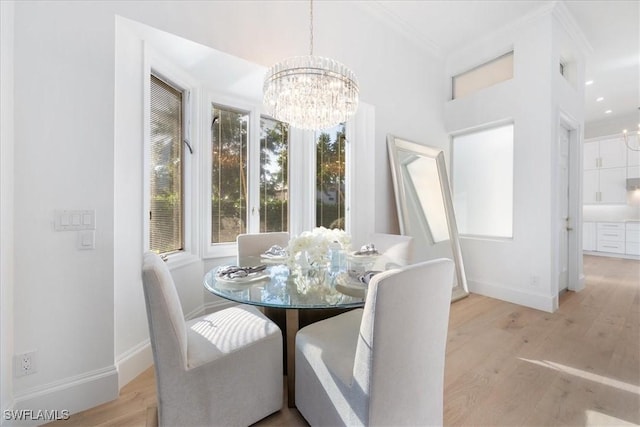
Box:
260 254 288 263
349 251 379 259
215 271 269 284
335 273 367 298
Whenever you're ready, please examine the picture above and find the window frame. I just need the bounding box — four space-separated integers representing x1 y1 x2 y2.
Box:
201 91 365 259
259 115 291 234
202 91 262 258
143 47 200 268
451 51 514 100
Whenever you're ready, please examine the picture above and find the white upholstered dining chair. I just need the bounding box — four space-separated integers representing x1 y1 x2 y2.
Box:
237 231 290 258
142 252 283 426
295 258 454 426
368 232 414 269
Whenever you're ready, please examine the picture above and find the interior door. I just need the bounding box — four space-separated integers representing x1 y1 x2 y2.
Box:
558 126 570 293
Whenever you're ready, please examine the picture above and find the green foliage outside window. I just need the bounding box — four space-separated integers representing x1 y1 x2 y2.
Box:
316 124 346 230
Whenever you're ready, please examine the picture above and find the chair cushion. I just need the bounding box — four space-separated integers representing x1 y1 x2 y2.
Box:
186 305 281 370
296 309 363 387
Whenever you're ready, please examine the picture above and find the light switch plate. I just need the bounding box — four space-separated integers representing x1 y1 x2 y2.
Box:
55 210 95 231
77 230 95 250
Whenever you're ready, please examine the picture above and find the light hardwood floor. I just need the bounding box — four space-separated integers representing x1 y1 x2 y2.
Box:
46 255 639 426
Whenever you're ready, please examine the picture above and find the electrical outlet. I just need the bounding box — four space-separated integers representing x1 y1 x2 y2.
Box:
14 351 37 377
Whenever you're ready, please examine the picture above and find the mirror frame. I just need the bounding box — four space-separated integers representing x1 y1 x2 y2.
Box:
387 135 469 301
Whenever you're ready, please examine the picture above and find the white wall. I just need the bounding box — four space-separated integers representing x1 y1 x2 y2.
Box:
12 0 119 416
1 1 15 420
10 0 445 416
444 4 586 312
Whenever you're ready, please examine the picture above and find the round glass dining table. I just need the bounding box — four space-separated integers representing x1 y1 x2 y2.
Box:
203 256 373 407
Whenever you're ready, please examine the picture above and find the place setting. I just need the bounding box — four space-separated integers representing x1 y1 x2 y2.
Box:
259 245 289 263
215 264 270 289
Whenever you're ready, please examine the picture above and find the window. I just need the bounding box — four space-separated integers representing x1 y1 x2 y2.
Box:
210 104 249 244
206 106 350 252
209 103 292 248
206 96 350 252
316 124 346 229
149 75 184 254
452 51 514 100
260 117 289 233
452 123 514 238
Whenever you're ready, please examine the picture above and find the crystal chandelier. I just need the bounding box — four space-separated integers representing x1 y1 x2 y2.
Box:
263 0 359 130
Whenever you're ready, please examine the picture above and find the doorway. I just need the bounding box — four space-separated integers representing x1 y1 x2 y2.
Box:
557 113 585 303
558 125 570 293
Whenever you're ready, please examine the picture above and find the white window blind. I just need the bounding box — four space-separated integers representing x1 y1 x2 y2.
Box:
149 75 184 254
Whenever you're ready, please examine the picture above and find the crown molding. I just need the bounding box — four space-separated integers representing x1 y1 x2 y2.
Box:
552 0 594 56
355 1 442 58
357 0 593 61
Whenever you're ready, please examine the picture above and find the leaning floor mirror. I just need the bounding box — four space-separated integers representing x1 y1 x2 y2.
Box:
387 135 469 301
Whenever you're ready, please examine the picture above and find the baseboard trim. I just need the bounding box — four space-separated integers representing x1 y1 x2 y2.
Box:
116 339 153 390
11 366 118 426
469 279 556 313
583 251 640 260
115 301 236 391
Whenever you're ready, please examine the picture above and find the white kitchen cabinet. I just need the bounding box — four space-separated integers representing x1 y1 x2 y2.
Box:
584 221 640 258
583 170 599 204
583 221 596 251
629 166 640 179
599 168 628 203
583 138 627 169
583 141 600 170
626 222 640 256
583 168 627 204
599 138 627 168
583 137 628 204
597 222 625 254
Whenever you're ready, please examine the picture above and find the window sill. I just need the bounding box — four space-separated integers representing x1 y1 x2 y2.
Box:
164 252 200 270
203 242 237 260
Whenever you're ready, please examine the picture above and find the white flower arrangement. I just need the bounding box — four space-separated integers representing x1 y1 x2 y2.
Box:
286 227 351 269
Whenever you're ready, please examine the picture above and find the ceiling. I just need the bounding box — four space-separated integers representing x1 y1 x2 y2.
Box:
366 0 639 130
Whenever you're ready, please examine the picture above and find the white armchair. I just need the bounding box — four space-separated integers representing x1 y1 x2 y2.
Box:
142 252 283 426
295 258 454 426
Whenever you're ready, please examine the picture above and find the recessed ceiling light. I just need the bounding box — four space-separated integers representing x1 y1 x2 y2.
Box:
605 110 612 114
596 97 604 102
585 80 594 86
